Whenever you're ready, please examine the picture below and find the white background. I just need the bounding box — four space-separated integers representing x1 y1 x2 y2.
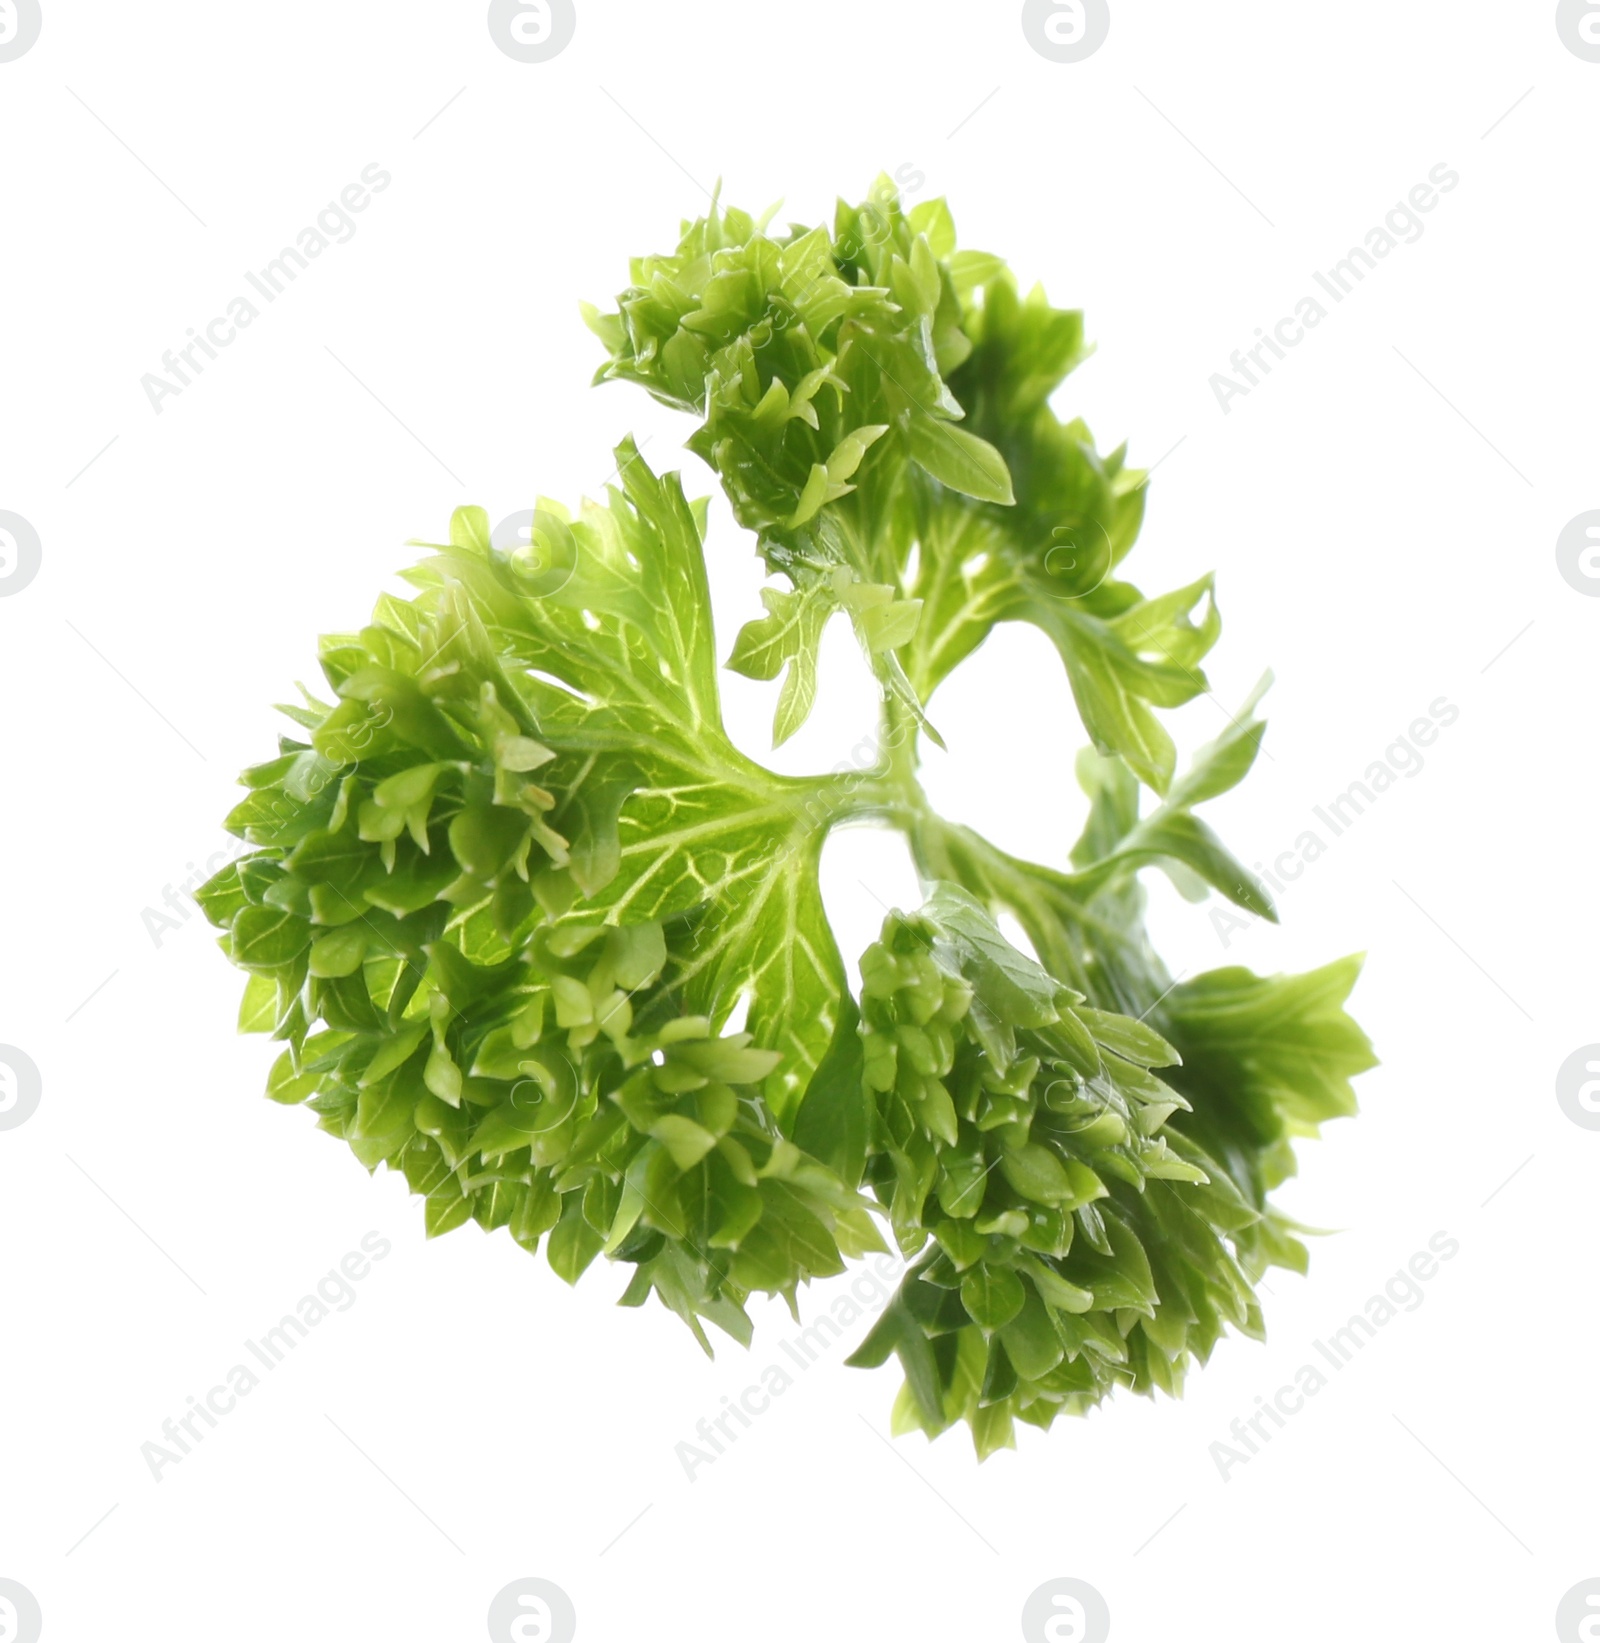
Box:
2 2 1596 1639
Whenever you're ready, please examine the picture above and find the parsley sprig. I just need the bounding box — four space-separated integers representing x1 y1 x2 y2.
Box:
201 179 1373 1455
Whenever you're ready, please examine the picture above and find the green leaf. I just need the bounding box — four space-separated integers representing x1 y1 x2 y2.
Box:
922 884 1063 1029
266 1049 319 1105
1000 1144 1076 1207
845 1296 944 1425
1164 959 1376 1139
196 860 249 926
1074 812 1277 921
907 416 1014 504
238 973 279 1033
857 597 923 655
726 583 834 746
960 1265 1025 1330
999 1281 1066 1378
1166 674 1272 810
231 906 310 970
548 1195 605 1284
1078 1006 1179 1069
792 994 870 1187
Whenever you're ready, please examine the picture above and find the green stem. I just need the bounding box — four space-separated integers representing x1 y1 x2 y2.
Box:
812 689 1170 1012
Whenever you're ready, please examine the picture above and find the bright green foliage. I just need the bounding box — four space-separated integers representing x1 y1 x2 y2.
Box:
589 181 1212 785
202 178 1374 1455
844 889 1369 1456
198 449 891 1345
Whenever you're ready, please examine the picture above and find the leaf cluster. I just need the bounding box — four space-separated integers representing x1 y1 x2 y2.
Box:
201 179 1374 1454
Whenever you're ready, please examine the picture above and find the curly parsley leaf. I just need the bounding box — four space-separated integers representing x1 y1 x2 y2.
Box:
202 179 1374 1457
588 181 1212 786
